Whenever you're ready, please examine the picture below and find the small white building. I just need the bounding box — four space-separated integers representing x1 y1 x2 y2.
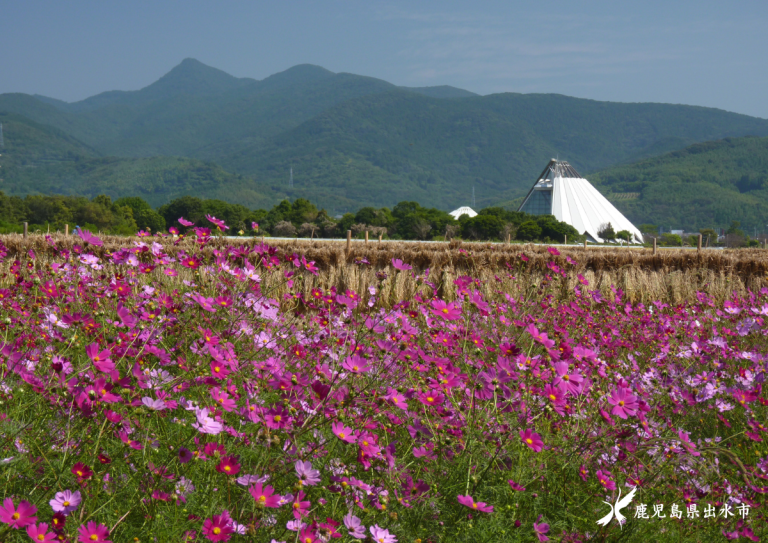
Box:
449 206 478 220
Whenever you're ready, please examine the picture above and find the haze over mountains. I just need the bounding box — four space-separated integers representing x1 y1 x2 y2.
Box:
2 58 768 229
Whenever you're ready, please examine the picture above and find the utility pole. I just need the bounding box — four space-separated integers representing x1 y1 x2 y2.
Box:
0 123 4 148
472 186 475 208
289 167 294 189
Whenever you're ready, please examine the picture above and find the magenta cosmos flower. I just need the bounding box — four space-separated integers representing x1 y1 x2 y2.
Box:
430 299 462 321
249 483 281 508
332 421 356 443
520 429 544 452
215 456 241 476
342 355 370 374
50 489 81 514
27 522 56 541
457 494 494 513
202 514 234 541
0 498 37 528
391 258 412 271
533 518 550 542
76 228 103 247
607 387 639 419
178 217 194 226
206 214 229 230
77 521 111 543
596 470 616 490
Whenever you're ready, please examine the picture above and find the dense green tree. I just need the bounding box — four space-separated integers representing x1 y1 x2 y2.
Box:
461 215 505 240
115 197 166 232
517 220 543 241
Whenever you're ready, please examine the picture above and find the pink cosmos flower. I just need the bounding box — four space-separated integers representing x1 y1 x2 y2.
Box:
292 490 310 519
342 355 370 374
142 397 167 411
596 470 616 490
249 483 281 508
27 522 56 541
332 421 356 443
369 524 398 543
295 460 321 486
508 479 526 492
264 406 291 430
206 214 229 230
178 217 194 226
344 513 366 539
76 228 103 247
192 407 223 435
202 514 234 541
430 299 461 321
519 429 544 452
607 387 638 419
457 494 494 513
0 498 37 528
385 388 408 410
533 517 550 542
50 489 81 515
391 258 412 271
77 521 111 542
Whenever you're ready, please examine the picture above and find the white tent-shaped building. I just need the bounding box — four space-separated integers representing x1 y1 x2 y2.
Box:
449 206 478 220
517 159 643 243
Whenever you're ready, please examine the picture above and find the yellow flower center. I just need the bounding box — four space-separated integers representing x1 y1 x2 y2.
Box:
526 438 533 445
274 415 282 422
63 500 70 506
12 512 19 520
213 527 221 535
224 466 231 472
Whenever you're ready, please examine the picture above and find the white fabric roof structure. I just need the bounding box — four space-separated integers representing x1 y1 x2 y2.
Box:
518 160 643 243
449 206 478 219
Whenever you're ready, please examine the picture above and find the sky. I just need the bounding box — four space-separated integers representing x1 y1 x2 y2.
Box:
1 0 767 118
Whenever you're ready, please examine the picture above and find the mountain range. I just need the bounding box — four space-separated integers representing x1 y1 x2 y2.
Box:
2 58 768 230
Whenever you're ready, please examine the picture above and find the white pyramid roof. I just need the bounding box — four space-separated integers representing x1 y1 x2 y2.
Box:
519 160 643 243
552 177 643 243
449 206 478 219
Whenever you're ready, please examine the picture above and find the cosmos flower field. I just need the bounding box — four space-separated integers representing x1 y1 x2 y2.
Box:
0 225 765 542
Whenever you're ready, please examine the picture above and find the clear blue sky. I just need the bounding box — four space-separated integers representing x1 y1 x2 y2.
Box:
2 0 767 118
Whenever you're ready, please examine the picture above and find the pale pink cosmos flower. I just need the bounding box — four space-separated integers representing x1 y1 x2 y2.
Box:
344 512 366 539
49 489 81 515
294 460 321 486
369 524 398 543
141 397 166 411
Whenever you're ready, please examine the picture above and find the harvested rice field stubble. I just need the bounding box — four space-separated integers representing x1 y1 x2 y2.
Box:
2 234 768 305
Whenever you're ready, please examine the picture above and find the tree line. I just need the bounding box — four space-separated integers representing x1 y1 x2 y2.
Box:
0 192 581 243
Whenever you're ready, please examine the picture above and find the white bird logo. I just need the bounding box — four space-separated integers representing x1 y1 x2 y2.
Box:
596 487 638 529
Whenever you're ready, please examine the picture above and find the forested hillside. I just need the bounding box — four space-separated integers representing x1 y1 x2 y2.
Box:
2 59 768 224
591 136 768 231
